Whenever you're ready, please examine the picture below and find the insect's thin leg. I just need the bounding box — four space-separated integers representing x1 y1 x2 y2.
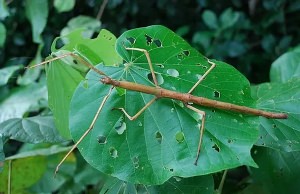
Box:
185 104 206 165
125 47 158 86
25 52 107 77
188 59 216 94
55 86 114 175
113 97 157 120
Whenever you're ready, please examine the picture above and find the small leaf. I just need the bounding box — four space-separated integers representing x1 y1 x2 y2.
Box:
60 15 101 38
0 116 65 143
0 82 47 123
270 45 300 83
0 22 6 47
54 0 75 13
202 10 219 29
251 147 300 194
220 8 240 29
0 65 23 86
25 0 48 43
252 78 300 151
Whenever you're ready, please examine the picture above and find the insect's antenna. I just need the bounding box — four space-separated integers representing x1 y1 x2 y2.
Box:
25 52 108 77
54 86 114 175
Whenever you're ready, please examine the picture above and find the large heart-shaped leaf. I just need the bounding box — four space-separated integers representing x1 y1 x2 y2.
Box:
70 26 260 184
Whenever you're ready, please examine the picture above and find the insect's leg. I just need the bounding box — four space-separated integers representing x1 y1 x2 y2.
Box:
185 104 206 165
26 52 107 77
113 97 157 120
55 86 114 175
188 59 216 94
125 47 158 86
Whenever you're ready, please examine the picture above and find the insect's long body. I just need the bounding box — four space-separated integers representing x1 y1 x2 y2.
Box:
101 77 288 119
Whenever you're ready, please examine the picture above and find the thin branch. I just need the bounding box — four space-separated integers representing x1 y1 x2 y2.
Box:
96 0 109 21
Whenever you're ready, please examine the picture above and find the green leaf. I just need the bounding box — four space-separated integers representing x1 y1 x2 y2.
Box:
70 25 259 184
60 15 101 38
47 29 121 138
0 145 73 193
252 78 300 151
0 156 47 194
250 147 300 194
0 22 6 47
54 0 75 13
0 65 23 86
220 8 240 29
202 10 219 29
270 46 300 83
150 175 214 193
25 0 48 43
0 0 9 20
0 82 47 123
0 116 65 143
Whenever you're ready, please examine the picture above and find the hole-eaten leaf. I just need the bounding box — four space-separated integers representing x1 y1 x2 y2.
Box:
145 34 153 46
156 64 164 68
109 147 118 158
183 50 190 56
155 131 162 144
97 135 107 144
175 131 185 143
212 143 220 152
133 156 139 168
167 69 179 77
213 90 220 98
115 121 127 135
126 37 136 44
153 39 162 47
147 73 164 85
55 38 65 49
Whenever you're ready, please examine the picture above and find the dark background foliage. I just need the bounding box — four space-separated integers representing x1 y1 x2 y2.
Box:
2 0 300 83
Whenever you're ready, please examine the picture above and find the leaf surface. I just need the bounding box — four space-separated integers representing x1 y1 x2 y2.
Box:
70 26 259 184
252 79 300 151
47 29 121 138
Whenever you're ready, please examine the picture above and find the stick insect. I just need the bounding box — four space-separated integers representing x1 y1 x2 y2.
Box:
30 49 288 175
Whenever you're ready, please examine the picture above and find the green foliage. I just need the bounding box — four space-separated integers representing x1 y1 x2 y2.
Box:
1 1 300 193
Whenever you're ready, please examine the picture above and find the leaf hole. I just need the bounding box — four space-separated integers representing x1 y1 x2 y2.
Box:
175 131 185 143
145 34 153 46
213 90 220 98
169 168 174 172
212 144 220 152
153 39 162 47
177 53 184 60
133 156 139 168
272 124 277 128
183 50 190 56
72 59 78 64
109 147 118 158
126 37 136 45
211 109 216 113
227 139 233 144
147 73 164 85
155 131 162 144
115 121 126 135
155 64 165 68
97 135 107 144
55 38 65 50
